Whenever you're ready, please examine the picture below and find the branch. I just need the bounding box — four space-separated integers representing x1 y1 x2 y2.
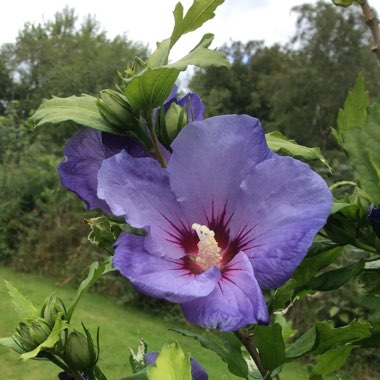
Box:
359 1 380 63
234 329 272 380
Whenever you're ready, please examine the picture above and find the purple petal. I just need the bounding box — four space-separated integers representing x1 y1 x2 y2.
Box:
181 252 269 331
145 353 208 380
58 129 146 212
177 93 205 121
168 115 273 225
98 151 189 258
113 232 220 303
229 156 333 289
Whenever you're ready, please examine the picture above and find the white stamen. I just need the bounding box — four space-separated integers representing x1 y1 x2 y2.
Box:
192 223 222 270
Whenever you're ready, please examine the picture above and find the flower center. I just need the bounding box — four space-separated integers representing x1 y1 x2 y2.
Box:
192 223 222 271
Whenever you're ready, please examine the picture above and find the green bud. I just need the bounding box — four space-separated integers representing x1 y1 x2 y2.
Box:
164 103 188 142
41 294 66 327
64 331 96 371
14 320 51 352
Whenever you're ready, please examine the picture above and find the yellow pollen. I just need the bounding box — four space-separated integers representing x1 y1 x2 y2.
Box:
192 223 222 270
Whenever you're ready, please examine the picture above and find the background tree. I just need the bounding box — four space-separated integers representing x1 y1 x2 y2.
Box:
190 1 380 150
3 7 148 117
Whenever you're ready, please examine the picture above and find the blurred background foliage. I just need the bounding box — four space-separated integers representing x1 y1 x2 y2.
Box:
1 2 380 377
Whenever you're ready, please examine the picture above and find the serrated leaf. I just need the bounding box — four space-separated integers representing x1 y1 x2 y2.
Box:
342 123 380 203
148 0 224 67
255 324 286 371
266 131 331 172
29 95 115 133
313 346 353 375
168 33 230 71
171 328 248 378
171 0 224 48
20 313 68 361
314 321 371 355
66 258 114 322
125 67 179 112
4 281 39 320
147 341 191 380
308 260 365 291
337 73 368 138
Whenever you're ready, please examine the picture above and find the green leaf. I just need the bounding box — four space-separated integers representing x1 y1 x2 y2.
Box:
148 0 224 67
286 327 317 359
4 281 39 320
66 258 114 322
255 324 286 371
314 321 371 355
85 216 144 254
292 246 343 287
20 313 68 361
342 123 380 203
125 67 179 112
313 346 353 375
332 0 356 8
329 202 352 214
171 328 248 378
0 336 25 354
29 95 114 133
147 341 191 380
337 73 368 139
274 314 297 344
265 131 331 172
308 260 365 291
170 0 224 48
168 33 230 71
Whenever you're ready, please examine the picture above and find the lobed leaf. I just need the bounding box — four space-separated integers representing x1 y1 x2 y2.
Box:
148 0 225 67
168 33 230 71
314 320 371 355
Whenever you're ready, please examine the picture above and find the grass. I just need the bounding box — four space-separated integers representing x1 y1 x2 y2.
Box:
0 265 308 380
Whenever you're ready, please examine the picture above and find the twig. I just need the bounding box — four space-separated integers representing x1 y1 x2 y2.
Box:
234 329 272 380
359 0 380 63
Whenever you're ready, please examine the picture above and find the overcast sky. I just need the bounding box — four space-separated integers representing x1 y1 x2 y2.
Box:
2 0 380 57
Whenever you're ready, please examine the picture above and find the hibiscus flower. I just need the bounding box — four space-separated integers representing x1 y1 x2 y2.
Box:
97 115 333 331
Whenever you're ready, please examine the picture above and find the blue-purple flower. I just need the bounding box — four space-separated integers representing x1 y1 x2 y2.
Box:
145 352 208 380
368 204 380 237
58 87 204 213
97 115 333 331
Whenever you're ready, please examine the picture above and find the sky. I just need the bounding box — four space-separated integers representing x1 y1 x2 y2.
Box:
3 0 377 56
1 0 380 83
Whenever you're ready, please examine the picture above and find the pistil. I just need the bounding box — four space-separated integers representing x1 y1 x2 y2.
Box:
192 223 222 271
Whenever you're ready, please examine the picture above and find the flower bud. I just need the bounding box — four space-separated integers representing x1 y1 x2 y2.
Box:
64 331 96 371
164 103 188 141
14 320 51 352
41 294 66 327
